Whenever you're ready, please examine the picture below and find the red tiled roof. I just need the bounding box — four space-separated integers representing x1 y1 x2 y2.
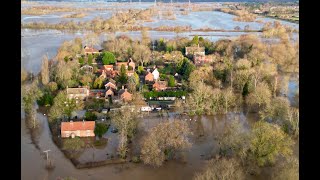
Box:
116 62 128 66
61 121 95 131
104 65 114 69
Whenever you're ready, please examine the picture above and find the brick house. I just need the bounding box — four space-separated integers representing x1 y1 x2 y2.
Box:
185 44 205 56
84 46 100 55
104 79 117 90
145 72 154 82
118 87 133 102
129 61 135 70
194 55 214 66
61 121 95 138
105 88 115 97
116 59 136 71
116 62 128 70
127 70 134 77
89 89 106 98
152 68 160 81
66 86 90 100
103 65 114 71
153 81 168 91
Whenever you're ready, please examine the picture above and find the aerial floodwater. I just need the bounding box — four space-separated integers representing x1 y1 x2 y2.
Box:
21 1 299 180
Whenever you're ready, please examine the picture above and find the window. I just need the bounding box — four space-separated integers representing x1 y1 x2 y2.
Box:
86 130 91 136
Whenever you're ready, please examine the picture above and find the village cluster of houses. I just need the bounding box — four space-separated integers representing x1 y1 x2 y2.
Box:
61 44 213 138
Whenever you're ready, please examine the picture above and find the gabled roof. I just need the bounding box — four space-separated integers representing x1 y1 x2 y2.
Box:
116 62 128 66
103 65 114 69
154 81 167 86
105 81 116 86
84 46 99 53
120 89 133 101
61 121 95 131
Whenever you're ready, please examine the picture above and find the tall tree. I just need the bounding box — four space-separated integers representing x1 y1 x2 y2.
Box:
111 107 138 158
141 28 150 46
102 51 116 65
272 157 299 180
217 118 249 158
41 55 50 85
248 121 293 167
84 33 99 49
141 120 192 167
246 82 272 112
117 64 128 86
194 156 245 180
133 44 151 66
48 91 83 122
22 80 43 113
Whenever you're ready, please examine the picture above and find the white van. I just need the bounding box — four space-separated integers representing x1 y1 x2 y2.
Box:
141 106 152 112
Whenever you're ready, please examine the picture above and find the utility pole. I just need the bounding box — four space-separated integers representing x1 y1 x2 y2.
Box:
43 150 51 163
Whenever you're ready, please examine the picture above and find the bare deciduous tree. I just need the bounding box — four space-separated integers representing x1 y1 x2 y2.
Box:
141 120 192 167
194 156 245 180
41 55 50 85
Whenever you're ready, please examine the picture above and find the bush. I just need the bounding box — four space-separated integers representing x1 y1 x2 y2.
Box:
94 123 109 138
78 57 84 65
85 111 97 120
168 75 175 87
47 82 58 92
37 91 54 106
137 66 144 74
64 56 69 62
88 54 93 65
102 51 116 65
160 74 167 81
128 66 133 71
132 156 141 163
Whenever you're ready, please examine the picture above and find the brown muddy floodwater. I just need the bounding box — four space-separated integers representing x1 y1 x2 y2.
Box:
21 107 298 180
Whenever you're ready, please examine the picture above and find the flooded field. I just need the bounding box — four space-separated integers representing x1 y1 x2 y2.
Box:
22 106 299 180
24 103 295 180
21 2 298 74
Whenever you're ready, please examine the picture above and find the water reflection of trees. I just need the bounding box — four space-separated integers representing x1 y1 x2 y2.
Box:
24 108 43 150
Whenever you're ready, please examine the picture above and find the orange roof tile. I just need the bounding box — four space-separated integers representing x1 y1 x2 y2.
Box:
61 121 95 131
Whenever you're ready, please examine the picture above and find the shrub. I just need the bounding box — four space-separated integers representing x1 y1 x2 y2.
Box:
137 66 144 74
37 91 54 106
168 75 175 87
94 123 109 138
102 51 115 65
132 156 141 163
47 82 58 92
78 57 84 65
88 54 93 65
85 111 97 120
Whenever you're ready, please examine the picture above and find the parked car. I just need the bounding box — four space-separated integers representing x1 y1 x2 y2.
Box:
111 128 118 133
